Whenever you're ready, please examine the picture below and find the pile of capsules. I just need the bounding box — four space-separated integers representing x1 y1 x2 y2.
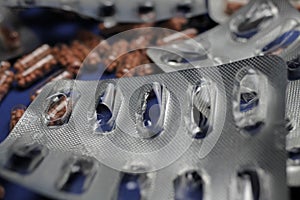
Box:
0 0 300 200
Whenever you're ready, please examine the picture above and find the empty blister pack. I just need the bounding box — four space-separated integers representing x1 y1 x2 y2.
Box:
148 0 300 72
0 55 288 199
207 0 300 24
286 79 300 187
285 50 300 187
0 0 206 25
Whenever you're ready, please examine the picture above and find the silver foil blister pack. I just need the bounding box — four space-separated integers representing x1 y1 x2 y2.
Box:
0 0 206 24
284 48 300 187
148 0 300 72
207 0 300 25
286 79 300 187
0 55 288 199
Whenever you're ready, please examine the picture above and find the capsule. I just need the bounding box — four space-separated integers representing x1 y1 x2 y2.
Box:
30 70 73 101
16 54 57 88
14 44 52 72
10 105 27 131
0 61 14 102
157 28 198 46
44 90 79 127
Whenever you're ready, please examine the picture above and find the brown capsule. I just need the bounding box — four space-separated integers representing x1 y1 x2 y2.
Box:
159 17 187 31
0 87 6 94
35 70 43 78
44 64 51 71
31 73 37 81
15 111 22 118
18 79 26 88
6 76 13 83
25 76 31 84
14 44 52 72
10 106 26 130
0 61 11 71
30 95 36 102
2 83 9 89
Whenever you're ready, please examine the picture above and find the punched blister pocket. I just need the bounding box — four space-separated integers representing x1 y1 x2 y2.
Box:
0 56 288 199
0 0 207 24
148 0 300 72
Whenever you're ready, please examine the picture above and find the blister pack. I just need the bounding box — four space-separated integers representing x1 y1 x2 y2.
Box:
0 55 288 199
286 79 300 187
0 0 206 25
207 0 300 25
148 0 300 72
282 48 300 187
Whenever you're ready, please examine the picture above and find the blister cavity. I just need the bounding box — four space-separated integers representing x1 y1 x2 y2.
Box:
173 170 204 200
185 79 216 139
256 19 300 55
94 83 118 133
233 67 268 134
43 89 80 127
229 167 269 200
229 0 278 42
56 156 97 194
236 170 261 200
287 55 300 80
136 82 170 139
116 173 150 200
5 142 48 174
287 146 300 187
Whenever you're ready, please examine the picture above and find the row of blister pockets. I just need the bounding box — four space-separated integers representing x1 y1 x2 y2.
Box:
0 55 289 200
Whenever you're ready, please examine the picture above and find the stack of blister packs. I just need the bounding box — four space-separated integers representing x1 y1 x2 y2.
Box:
1 0 300 200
